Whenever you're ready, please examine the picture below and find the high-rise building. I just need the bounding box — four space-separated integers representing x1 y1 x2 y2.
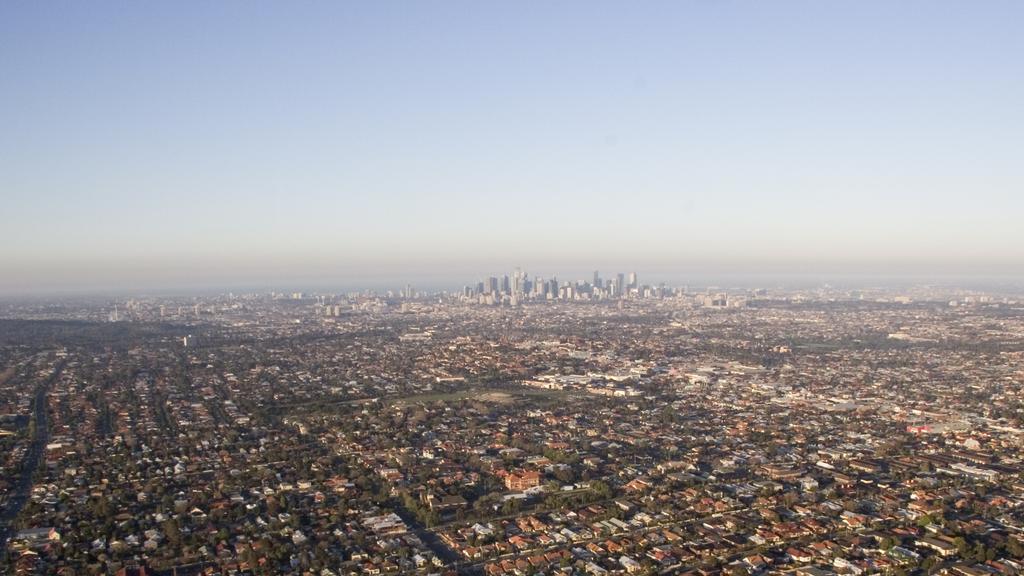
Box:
616 273 625 297
593 270 601 289
512 267 524 297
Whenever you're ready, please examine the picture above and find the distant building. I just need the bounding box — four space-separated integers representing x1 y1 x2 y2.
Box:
505 470 541 491
10 527 60 550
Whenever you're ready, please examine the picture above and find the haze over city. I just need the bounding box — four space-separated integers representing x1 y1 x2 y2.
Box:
3 1 1023 295
8 4 1024 576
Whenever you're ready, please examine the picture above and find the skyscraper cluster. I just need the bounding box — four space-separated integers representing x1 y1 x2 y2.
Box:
461 268 663 305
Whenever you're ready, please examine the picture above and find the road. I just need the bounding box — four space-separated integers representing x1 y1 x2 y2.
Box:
0 361 62 558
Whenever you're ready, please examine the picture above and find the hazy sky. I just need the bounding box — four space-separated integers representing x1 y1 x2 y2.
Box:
2 1 1023 293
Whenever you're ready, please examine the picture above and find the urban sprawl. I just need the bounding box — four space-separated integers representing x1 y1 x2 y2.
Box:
2 273 1024 576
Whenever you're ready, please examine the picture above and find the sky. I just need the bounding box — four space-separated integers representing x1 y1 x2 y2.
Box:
2 1 1023 294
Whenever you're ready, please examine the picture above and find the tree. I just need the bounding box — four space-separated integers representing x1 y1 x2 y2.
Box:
590 480 612 499
1006 537 1024 558
972 542 988 563
162 518 182 547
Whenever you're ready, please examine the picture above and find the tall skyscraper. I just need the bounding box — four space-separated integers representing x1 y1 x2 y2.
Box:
512 267 525 297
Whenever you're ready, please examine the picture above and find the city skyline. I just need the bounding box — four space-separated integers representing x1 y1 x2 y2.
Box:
4 260 1024 298
6 4 1024 574
3 1 1024 295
